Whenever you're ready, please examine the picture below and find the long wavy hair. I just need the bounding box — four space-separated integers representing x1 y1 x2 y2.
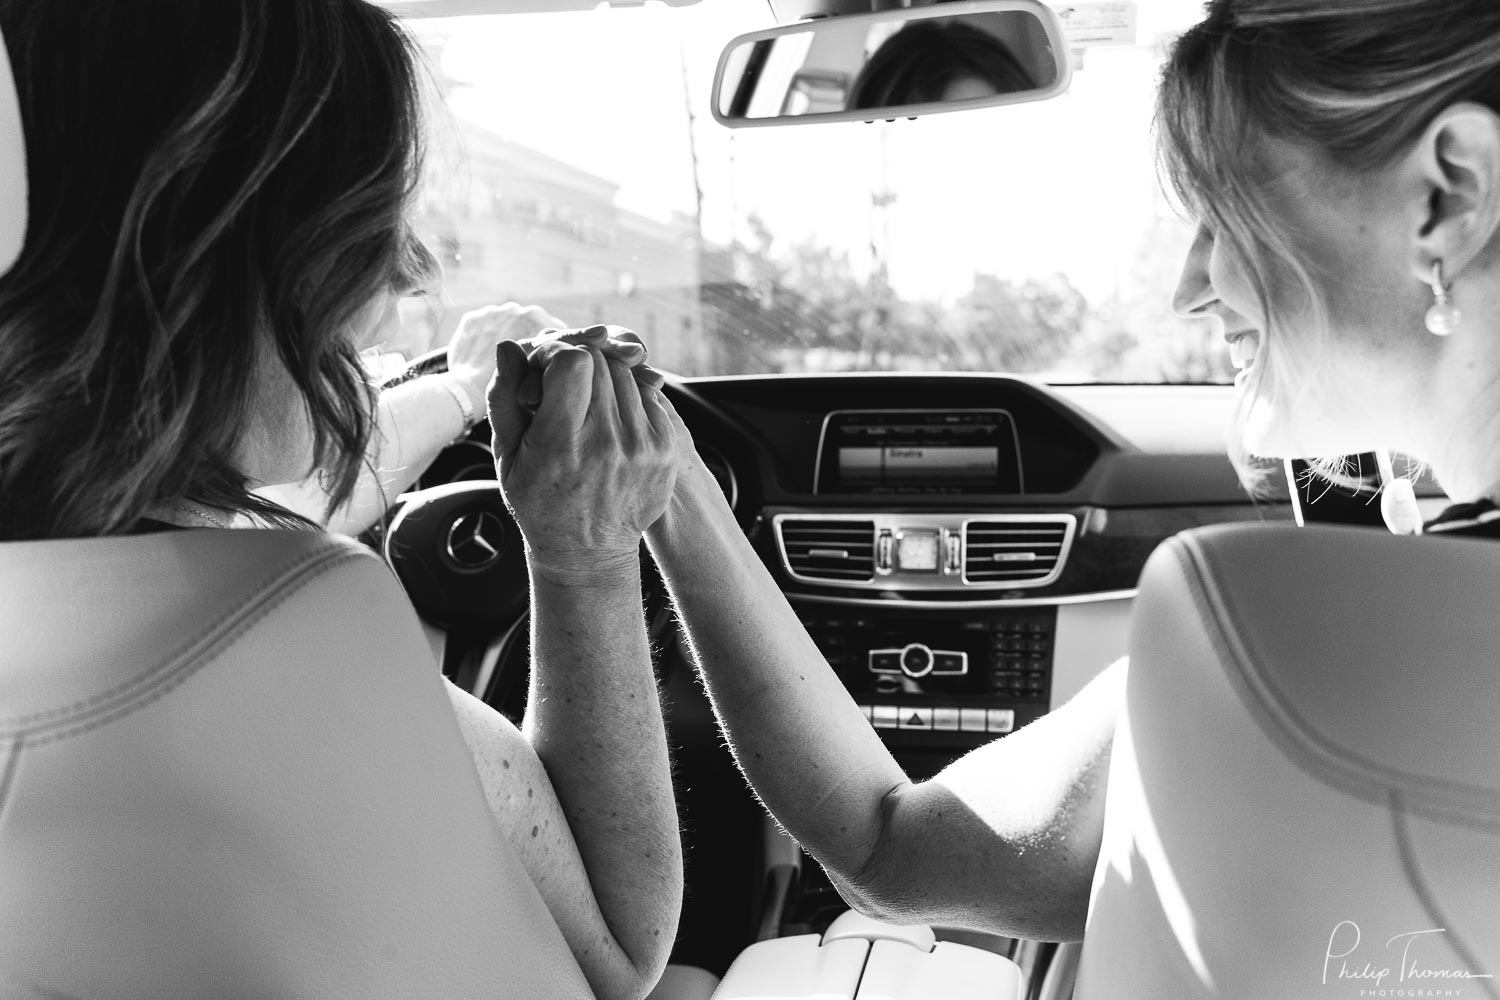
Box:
0 0 430 538
1156 0 1500 490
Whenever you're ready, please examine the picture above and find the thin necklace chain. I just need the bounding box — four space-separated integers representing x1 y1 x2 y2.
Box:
171 502 229 530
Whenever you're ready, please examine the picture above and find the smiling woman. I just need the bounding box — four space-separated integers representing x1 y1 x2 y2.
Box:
555 0 1500 993
1159 0 1500 500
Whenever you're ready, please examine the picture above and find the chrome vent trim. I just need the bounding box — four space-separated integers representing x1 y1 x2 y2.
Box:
772 512 1077 592
963 516 1076 588
775 517 876 584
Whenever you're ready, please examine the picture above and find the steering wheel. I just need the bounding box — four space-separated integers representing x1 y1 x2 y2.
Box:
374 347 677 719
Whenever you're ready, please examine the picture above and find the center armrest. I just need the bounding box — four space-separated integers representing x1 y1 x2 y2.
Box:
712 935 871 998
821 910 936 951
714 912 1024 1000
859 939 1023 999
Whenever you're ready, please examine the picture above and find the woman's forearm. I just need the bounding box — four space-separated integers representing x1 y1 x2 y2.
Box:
645 465 909 888
526 554 683 998
258 375 470 533
336 376 472 532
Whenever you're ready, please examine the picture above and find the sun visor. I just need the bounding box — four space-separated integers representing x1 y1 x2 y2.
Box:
0 35 25 277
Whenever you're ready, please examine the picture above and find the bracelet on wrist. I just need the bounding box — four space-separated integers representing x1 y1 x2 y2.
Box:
437 373 481 441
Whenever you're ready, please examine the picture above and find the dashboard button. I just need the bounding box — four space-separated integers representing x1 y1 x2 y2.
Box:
898 707 933 730
932 651 968 675
858 704 873 722
872 705 899 729
987 709 1016 733
897 531 940 572
869 650 902 673
933 707 959 731
899 643 934 678
959 708 988 733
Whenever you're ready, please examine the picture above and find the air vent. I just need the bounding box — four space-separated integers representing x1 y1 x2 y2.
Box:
963 518 1075 586
778 519 876 583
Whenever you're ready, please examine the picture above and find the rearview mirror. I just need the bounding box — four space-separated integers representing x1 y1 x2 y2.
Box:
712 0 1070 129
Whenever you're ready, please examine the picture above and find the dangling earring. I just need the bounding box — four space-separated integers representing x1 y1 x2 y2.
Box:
1425 260 1462 336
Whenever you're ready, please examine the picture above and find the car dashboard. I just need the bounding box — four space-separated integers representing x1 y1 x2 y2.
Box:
658 371 1292 776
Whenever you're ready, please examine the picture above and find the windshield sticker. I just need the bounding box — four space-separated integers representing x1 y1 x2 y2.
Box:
1051 2 1138 48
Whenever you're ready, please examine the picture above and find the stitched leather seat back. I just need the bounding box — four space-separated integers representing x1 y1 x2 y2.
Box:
0 530 592 999
1078 524 1500 997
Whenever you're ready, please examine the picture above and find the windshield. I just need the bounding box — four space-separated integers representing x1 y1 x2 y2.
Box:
395 1 1227 384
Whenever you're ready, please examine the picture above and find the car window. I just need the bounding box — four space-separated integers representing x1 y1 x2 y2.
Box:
396 1 1227 384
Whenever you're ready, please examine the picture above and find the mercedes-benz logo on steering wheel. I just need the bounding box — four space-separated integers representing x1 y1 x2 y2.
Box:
444 510 507 572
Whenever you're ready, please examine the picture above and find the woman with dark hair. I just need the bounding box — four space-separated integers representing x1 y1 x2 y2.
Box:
546 0 1500 976
0 1 681 997
847 18 1036 111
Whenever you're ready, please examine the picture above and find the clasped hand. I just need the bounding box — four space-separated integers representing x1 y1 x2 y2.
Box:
487 325 675 576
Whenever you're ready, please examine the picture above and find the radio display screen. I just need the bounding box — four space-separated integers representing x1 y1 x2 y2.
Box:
839 445 998 482
817 410 1022 494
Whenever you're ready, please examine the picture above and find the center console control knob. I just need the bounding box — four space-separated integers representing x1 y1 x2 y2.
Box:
899 642 934 678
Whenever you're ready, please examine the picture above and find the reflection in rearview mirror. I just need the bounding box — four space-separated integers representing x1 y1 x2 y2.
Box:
712 0 1071 129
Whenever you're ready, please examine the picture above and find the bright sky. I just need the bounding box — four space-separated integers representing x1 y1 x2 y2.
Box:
412 0 1208 302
